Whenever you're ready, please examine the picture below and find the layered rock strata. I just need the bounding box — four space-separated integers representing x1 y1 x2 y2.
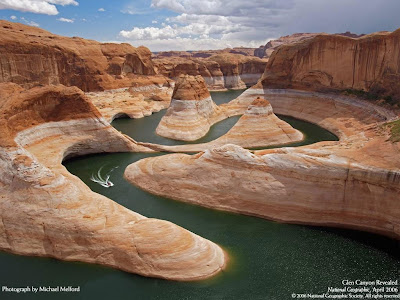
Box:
261 29 400 103
156 75 225 141
86 75 174 122
0 83 226 280
210 97 303 148
154 53 267 91
125 88 400 239
0 20 157 91
149 97 303 152
254 32 365 58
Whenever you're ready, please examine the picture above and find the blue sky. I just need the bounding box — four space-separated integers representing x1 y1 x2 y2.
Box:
1 0 400 51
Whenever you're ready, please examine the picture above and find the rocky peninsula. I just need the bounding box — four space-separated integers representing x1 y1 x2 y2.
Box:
0 21 227 281
156 75 224 141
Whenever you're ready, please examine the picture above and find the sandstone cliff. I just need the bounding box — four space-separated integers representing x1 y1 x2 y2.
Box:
156 75 224 141
126 88 400 239
0 21 157 92
0 83 226 280
260 29 400 104
148 96 303 152
254 32 365 58
86 75 174 122
154 53 267 90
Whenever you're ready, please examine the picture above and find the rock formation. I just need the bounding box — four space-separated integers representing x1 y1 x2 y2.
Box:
86 75 174 122
154 53 267 91
254 32 365 58
261 29 400 104
0 83 226 281
149 97 303 152
155 47 257 59
210 97 303 148
156 75 224 141
0 20 157 92
125 88 400 239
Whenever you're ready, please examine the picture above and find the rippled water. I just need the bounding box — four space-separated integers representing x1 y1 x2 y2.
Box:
1 90 399 300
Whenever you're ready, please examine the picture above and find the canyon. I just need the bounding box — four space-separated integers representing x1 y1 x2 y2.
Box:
262 29 400 104
0 82 226 281
154 52 267 90
125 88 400 238
0 18 400 286
0 20 157 92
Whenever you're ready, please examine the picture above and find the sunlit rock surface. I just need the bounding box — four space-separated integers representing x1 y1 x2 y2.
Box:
0 83 227 281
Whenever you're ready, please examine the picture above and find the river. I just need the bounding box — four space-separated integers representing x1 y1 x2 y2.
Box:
1 89 399 300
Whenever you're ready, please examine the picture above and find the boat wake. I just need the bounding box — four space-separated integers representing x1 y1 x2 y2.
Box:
90 166 118 188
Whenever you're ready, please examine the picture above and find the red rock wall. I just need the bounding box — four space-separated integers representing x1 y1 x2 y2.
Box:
261 29 400 102
0 21 156 92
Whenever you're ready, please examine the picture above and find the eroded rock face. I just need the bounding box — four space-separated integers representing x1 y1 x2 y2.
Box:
86 75 174 122
254 32 365 58
0 21 156 92
156 75 224 141
0 83 226 281
261 29 400 103
154 53 267 91
209 97 303 148
126 89 400 239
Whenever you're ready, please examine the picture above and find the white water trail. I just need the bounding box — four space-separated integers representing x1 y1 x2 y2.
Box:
90 165 118 188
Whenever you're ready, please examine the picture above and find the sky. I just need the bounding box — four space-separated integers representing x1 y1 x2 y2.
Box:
1 0 400 52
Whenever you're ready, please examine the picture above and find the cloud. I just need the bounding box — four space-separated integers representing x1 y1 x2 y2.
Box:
20 17 39 27
10 15 16 20
98 8 105 12
119 0 400 51
117 36 266 52
152 20 158 24
0 0 78 15
57 17 74 23
120 21 243 40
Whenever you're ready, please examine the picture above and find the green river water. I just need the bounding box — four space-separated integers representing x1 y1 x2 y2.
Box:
0 90 399 300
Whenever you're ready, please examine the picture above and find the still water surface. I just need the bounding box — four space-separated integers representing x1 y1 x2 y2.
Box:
0 90 399 300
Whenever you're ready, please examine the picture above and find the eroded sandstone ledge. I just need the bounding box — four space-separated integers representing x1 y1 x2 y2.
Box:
86 75 174 122
125 88 400 239
156 75 225 141
0 20 156 92
154 53 267 91
261 29 400 104
147 96 303 152
0 83 226 281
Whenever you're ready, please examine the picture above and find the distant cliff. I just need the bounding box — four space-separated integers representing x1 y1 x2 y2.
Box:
0 20 156 92
260 29 400 104
254 32 365 58
154 53 267 91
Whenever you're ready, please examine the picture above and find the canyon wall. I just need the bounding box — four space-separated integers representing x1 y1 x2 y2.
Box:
254 32 365 58
0 21 157 92
261 29 400 104
0 83 226 280
154 53 267 90
126 89 400 239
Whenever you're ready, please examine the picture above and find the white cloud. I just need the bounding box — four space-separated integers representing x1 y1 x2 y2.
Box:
0 0 78 15
20 17 39 27
118 0 288 51
120 14 244 42
10 15 16 19
151 0 292 16
119 0 400 51
152 20 158 24
117 36 268 52
57 17 74 23
98 8 105 12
